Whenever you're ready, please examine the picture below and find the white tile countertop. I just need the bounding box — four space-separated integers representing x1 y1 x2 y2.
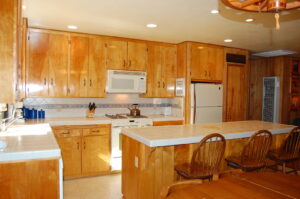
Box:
0 123 61 162
18 115 184 126
121 120 295 147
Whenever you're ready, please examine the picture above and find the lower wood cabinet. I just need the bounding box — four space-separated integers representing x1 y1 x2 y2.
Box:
52 124 111 179
153 120 184 126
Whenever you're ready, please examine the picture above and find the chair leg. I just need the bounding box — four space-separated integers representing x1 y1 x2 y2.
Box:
282 162 286 174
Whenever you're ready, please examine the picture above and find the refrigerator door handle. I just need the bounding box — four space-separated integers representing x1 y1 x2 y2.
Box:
193 84 196 124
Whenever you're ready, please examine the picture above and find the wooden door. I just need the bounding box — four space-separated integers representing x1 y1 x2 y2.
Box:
48 33 69 97
88 36 106 97
82 135 111 175
142 44 162 97
68 35 89 97
27 31 49 96
161 45 177 97
106 39 127 70
127 41 147 71
56 136 82 177
226 64 247 121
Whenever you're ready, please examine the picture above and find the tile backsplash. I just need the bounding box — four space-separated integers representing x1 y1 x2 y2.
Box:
24 94 183 118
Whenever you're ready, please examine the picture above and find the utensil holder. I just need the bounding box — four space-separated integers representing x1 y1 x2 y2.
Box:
87 109 95 118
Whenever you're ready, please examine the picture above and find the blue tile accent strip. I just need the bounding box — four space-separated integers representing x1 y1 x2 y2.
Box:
24 103 173 110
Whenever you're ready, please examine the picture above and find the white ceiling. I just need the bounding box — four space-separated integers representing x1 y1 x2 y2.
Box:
23 0 300 54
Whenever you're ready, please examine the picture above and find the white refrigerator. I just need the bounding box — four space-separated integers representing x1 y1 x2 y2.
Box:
190 83 223 124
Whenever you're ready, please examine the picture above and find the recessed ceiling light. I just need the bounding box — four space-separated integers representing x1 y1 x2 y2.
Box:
22 5 26 9
67 25 78 30
146 24 157 28
245 18 254 22
210 9 219 14
224 39 233 43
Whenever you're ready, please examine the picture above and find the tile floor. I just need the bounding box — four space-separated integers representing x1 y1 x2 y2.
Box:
64 174 122 199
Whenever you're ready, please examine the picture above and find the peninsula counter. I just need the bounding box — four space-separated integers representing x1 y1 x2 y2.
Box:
121 120 295 199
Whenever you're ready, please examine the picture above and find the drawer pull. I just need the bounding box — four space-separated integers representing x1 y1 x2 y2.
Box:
91 130 100 133
62 131 70 134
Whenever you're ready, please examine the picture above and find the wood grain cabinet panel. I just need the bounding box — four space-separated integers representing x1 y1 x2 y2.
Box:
56 135 82 178
226 64 247 121
161 46 177 97
48 33 69 97
153 120 184 126
88 36 106 97
190 44 224 82
27 31 50 97
82 134 111 175
68 35 89 97
142 44 177 98
106 39 127 70
127 41 148 71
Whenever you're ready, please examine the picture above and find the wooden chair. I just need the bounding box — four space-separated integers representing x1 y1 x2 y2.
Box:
268 126 300 173
160 180 203 199
225 130 272 171
175 133 226 180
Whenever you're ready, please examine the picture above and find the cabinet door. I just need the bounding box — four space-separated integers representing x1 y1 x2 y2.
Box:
82 135 111 175
69 35 89 97
48 33 69 97
88 36 106 97
226 64 247 121
190 44 223 81
27 31 49 96
127 41 147 71
106 39 127 70
56 136 82 178
142 44 162 97
161 45 177 97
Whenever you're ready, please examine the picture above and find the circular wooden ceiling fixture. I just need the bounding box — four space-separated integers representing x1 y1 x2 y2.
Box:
221 0 300 29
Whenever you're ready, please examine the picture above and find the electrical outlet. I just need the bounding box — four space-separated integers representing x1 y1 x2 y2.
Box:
134 156 138 168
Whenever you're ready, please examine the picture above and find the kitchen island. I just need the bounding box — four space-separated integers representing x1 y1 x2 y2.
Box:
121 120 295 199
0 123 62 199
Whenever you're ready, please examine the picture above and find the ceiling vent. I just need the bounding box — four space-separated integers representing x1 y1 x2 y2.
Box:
252 50 297 57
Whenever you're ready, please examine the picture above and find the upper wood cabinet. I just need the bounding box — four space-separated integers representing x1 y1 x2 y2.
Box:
27 31 50 97
106 39 147 71
142 44 177 98
88 36 106 97
27 30 69 97
68 35 89 97
190 43 224 82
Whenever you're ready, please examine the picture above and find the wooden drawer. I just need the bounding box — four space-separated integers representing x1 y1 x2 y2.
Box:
83 126 110 136
153 120 184 126
54 128 82 138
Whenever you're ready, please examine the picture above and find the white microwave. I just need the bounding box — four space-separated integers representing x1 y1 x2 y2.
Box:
106 70 146 93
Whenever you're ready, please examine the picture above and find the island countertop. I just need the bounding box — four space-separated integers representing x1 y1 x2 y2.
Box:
121 120 295 147
0 123 61 162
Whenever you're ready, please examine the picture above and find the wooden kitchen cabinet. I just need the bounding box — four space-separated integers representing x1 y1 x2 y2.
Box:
68 34 89 97
88 36 107 97
53 124 111 179
27 30 69 97
27 30 50 97
106 39 147 71
142 44 177 98
190 43 224 82
153 120 184 126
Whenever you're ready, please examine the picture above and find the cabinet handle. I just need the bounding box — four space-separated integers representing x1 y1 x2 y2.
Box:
51 78 54 86
158 81 160 88
77 142 80 150
84 79 86 87
44 78 47 85
123 60 126 67
62 131 70 134
83 141 86 150
163 82 165 88
129 60 131 67
90 79 92 87
91 130 100 133
204 71 208 77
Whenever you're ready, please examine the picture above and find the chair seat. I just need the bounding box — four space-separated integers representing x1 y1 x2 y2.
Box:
225 156 267 171
175 163 215 179
268 149 300 162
